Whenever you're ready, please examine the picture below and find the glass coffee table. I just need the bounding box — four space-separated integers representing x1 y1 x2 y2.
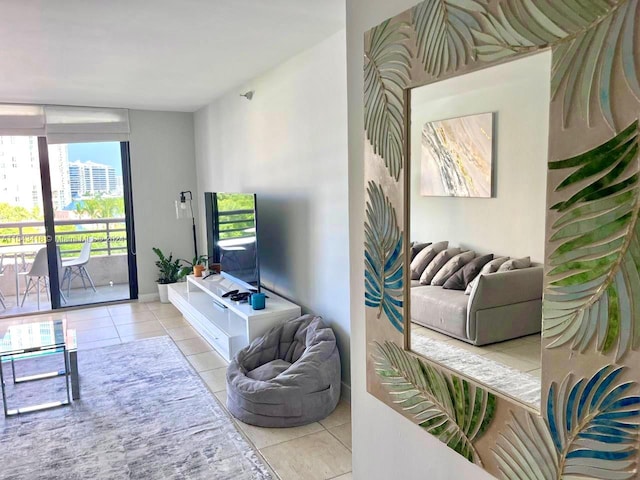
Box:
0 319 79 416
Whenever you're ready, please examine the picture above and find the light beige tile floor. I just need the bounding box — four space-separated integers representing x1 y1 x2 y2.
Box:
0 301 352 480
260 431 351 480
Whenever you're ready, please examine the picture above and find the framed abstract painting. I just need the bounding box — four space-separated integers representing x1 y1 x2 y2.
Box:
419 112 494 198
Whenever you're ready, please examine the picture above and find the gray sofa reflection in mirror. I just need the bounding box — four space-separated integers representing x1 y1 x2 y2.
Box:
410 242 543 346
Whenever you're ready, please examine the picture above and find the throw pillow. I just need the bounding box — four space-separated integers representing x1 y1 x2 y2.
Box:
497 256 531 272
443 254 494 291
464 256 510 295
410 241 448 280
420 247 461 285
431 250 476 286
410 242 432 261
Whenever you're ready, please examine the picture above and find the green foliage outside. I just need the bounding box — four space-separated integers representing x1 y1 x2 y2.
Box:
74 194 125 219
216 193 255 240
0 195 127 258
0 203 41 222
0 202 46 249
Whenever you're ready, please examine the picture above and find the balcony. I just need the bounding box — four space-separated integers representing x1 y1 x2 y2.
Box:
0 218 130 316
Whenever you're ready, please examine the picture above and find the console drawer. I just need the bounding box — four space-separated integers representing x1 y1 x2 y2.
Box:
201 317 230 359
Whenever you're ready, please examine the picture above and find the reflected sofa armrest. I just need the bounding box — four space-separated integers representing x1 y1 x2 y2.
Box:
466 266 543 344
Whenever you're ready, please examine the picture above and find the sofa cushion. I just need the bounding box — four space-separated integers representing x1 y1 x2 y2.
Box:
410 241 448 280
443 254 494 290
410 242 432 261
431 250 475 286
411 286 469 339
498 256 531 272
465 256 509 294
420 247 461 285
483 256 510 273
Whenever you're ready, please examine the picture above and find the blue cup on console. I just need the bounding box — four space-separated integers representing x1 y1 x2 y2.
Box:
250 293 266 310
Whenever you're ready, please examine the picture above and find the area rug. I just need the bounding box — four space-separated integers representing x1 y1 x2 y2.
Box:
0 336 272 480
411 334 541 407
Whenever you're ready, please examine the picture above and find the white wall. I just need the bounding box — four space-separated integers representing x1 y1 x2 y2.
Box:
410 52 550 262
347 1 496 478
129 110 198 297
194 30 351 387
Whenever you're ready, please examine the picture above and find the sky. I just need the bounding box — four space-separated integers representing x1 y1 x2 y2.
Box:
67 142 123 175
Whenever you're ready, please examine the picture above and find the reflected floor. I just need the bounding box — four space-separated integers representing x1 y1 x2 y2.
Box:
0 284 130 317
411 323 541 407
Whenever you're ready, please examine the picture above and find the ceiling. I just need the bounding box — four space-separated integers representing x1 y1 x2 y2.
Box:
0 0 345 112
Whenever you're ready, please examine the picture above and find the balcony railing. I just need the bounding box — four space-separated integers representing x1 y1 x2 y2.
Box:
0 218 127 257
218 209 256 241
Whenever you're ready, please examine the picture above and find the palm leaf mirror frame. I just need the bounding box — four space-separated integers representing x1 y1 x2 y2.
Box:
363 1 640 478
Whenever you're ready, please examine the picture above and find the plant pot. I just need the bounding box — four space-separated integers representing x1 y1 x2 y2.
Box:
157 283 170 303
193 265 205 277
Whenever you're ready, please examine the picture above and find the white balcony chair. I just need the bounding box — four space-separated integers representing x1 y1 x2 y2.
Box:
20 247 67 309
62 239 96 297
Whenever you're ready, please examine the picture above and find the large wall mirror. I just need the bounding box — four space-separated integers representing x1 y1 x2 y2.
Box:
364 1 640 477
407 51 551 409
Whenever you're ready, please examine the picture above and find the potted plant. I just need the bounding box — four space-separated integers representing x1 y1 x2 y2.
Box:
182 255 208 277
153 247 188 303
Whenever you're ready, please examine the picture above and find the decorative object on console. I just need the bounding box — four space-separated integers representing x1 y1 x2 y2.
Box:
176 190 198 260
431 250 475 286
410 240 447 279
180 255 208 278
444 254 494 291
193 266 205 277
419 247 460 285
152 247 187 303
226 314 341 427
250 292 266 310
465 256 509 294
420 112 494 198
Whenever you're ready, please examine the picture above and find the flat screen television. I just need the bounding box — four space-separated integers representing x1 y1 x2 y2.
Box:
204 192 260 291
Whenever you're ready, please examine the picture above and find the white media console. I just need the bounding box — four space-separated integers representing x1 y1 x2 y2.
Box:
168 275 301 362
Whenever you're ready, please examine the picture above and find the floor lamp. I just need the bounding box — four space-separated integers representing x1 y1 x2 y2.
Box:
177 191 198 260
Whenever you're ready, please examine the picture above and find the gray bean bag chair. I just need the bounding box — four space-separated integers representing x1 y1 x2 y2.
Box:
226 314 341 427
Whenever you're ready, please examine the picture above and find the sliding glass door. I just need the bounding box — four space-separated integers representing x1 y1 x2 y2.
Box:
0 136 137 316
0 136 51 314
50 141 136 307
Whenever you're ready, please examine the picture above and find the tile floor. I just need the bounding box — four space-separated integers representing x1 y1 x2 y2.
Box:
0 301 353 480
0 283 130 316
411 323 541 378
